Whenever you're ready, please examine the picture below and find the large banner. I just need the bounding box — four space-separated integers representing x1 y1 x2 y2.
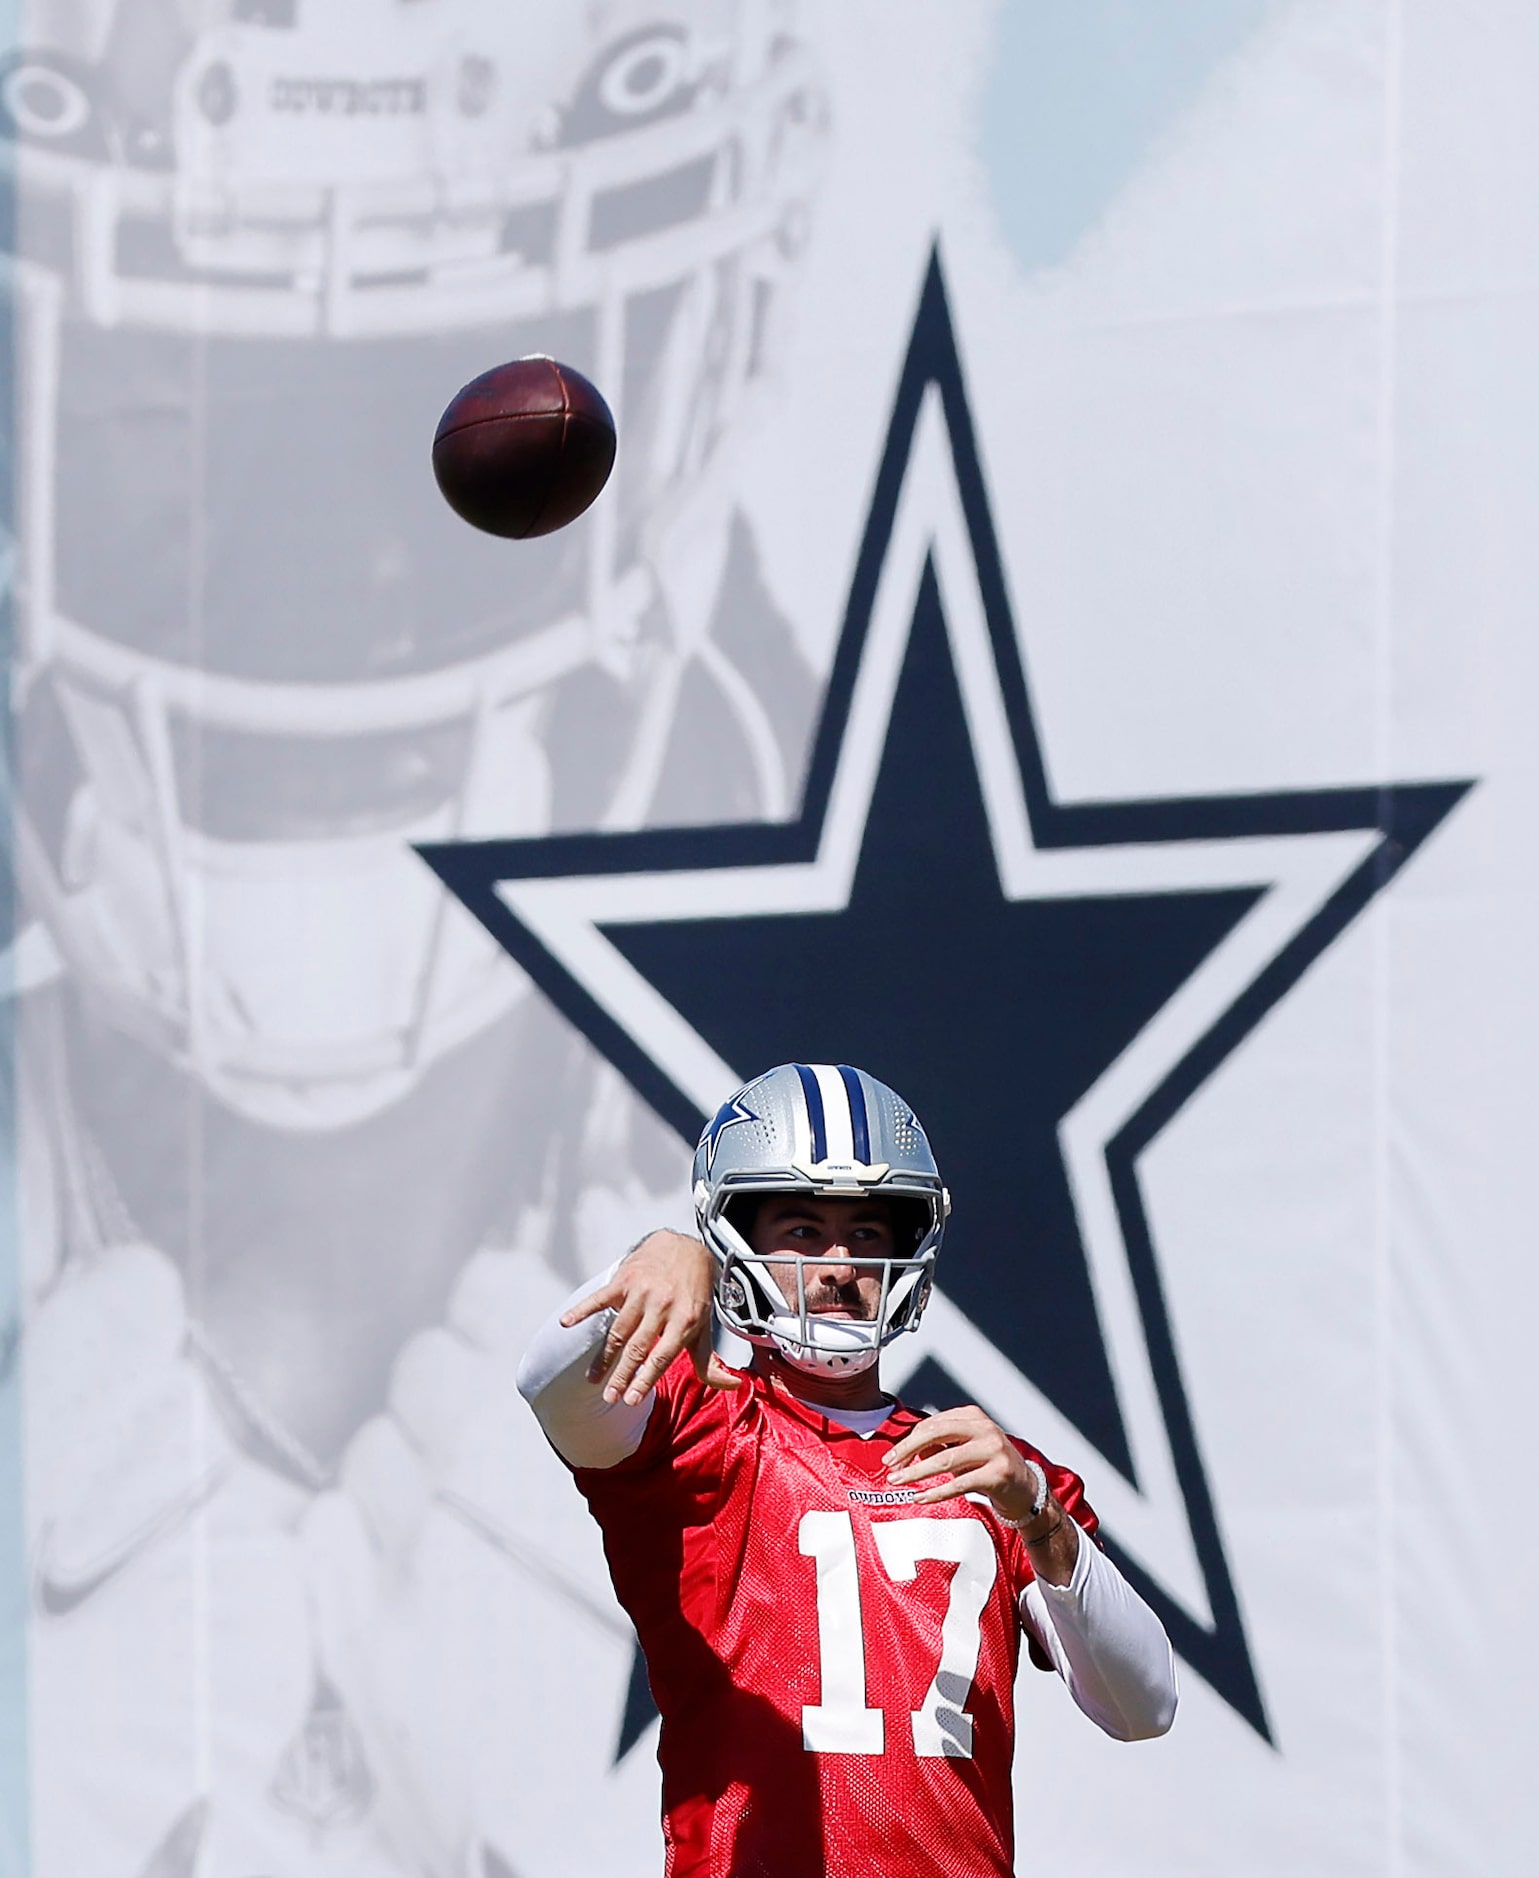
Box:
2 2 1533 1873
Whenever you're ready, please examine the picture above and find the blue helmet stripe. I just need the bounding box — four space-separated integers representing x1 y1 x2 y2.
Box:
837 1065 871 1163
792 1062 828 1162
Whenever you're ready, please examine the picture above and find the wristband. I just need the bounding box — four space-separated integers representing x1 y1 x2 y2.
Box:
1000 1458 1051 1529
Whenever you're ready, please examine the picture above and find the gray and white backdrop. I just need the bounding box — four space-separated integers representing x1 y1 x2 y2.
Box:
0 3 1535 1875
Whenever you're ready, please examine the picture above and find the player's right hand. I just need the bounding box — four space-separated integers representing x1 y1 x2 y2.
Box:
561 1229 738 1406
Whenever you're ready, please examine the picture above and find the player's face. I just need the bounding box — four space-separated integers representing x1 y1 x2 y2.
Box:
749 1197 896 1320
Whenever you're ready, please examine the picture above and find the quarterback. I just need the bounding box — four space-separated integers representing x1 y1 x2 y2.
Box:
518 1063 1176 1876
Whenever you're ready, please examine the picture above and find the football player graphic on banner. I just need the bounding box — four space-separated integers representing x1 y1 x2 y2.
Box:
4 2 825 1873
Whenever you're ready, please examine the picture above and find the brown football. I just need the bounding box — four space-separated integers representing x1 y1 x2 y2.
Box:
431 356 617 539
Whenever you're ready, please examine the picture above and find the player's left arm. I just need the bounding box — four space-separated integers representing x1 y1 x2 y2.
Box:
884 1406 1177 1741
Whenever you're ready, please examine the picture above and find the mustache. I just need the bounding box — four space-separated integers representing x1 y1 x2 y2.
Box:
802 1280 874 1318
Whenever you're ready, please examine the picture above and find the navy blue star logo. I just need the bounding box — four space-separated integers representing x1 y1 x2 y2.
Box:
421 252 1469 1747
700 1095 760 1173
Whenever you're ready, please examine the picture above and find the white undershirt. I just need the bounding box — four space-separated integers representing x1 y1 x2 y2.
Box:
804 1398 895 1437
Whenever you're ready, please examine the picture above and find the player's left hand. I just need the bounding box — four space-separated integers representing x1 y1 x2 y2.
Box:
881 1405 1046 1527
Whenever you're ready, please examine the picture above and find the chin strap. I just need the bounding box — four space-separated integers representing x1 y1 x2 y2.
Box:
766 1318 882 1376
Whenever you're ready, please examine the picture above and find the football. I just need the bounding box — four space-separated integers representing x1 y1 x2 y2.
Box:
431 356 617 539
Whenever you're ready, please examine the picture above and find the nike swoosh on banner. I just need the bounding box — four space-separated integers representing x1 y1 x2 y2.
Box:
34 1462 230 1617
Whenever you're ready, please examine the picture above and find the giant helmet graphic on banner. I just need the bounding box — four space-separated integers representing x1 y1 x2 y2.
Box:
8 0 823 1128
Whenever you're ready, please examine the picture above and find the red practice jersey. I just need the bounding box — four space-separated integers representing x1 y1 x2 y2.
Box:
574 1357 1097 1878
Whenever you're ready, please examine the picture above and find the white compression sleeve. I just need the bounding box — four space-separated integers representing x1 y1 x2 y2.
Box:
515 1262 655 1470
1020 1527 1179 1741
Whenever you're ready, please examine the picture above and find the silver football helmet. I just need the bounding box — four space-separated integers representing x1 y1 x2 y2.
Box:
692 1063 949 1375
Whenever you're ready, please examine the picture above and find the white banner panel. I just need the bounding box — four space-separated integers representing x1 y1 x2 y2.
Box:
2 3 1534 1874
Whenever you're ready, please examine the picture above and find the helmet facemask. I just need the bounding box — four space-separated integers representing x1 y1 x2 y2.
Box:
698 1176 943 1377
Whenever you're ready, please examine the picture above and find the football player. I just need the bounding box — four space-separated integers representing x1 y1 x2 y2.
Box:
519 1062 1177 1877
